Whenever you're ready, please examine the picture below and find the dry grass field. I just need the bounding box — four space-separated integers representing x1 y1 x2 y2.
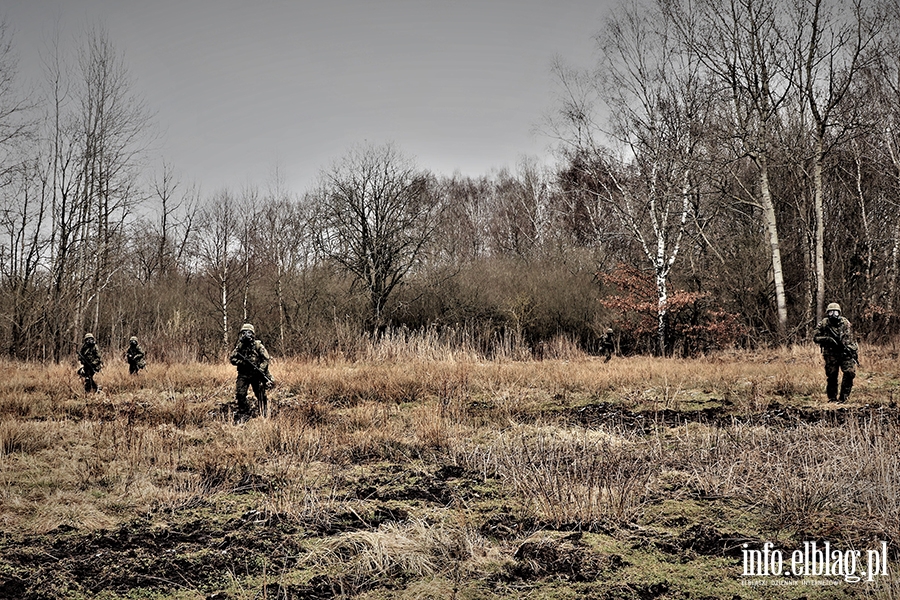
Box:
2 341 900 599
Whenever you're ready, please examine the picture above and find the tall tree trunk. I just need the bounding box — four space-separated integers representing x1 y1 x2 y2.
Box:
276 265 285 349
656 268 667 356
221 273 229 346
813 137 826 322
887 131 900 313
852 143 873 306
758 157 789 335
889 220 900 314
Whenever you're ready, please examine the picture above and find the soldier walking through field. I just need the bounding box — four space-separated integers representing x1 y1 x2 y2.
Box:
78 333 103 393
124 336 146 375
813 302 859 403
598 328 615 362
229 323 274 420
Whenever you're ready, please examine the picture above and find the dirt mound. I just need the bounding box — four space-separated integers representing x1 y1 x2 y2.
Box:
565 401 900 432
676 523 752 557
2 517 305 599
508 533 625 581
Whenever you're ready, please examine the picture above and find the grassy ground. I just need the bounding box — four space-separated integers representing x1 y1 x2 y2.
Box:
2 343 900 599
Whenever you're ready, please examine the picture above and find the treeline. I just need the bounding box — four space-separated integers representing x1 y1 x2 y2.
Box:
1 0 900 362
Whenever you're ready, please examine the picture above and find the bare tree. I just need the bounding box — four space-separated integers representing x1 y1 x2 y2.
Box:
0 19 41 357
36 28 90 360
312 143 442 331
257 164 314 350
197 190 239 346
149 162 197 277
75 26 152 335
0 158 48 357
871 0 900 313
797 0 883 321
488 159 554 259
30 26 152 358
553 0 709 354
670 0 799 336
435 173 493 262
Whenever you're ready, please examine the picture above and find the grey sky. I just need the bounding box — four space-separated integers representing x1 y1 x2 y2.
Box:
4 0 613 195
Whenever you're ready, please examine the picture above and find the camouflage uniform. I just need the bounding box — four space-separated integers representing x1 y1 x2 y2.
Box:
813 303 858 402
124 336 146 375
78 333 103 393
229 323 272 418
598 328 615 362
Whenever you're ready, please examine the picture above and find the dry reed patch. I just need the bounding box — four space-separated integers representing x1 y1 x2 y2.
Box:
329 402 432 463
665 417 900 543
28 490 118 533
0 362 78 418
0 414 268 533
306 517 489 595
284 362 430 406
271 347 886 420
256 460 367 532
460 424 655 530
258 412 327 461
358 326 484 363
410 402 455 452
0 420 56 455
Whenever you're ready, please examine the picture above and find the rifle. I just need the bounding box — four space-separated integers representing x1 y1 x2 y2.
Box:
821 329 860 367
75 349 98 377
234 351 275 388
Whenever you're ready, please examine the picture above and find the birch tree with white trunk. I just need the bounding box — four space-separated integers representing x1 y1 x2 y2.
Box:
797 0 882 321
669 0 797 336
553 0 708 354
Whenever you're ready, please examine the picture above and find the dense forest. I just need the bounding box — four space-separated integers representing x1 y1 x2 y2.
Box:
1 0 900 362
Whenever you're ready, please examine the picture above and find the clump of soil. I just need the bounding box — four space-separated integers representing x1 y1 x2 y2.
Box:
565 401 900 432
508 533 625 581
1 515 305 599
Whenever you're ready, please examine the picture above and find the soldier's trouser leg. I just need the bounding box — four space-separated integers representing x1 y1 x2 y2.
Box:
824 357 840 402
84 373 98 393
129 363 138 375
250 379 268 417
235 375 252 414
839 360 856 402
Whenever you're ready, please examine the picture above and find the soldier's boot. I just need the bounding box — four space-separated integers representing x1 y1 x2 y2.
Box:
838 373 855 402
826 377 839 402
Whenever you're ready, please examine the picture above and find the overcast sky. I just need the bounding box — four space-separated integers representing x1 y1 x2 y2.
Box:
3 0 615 195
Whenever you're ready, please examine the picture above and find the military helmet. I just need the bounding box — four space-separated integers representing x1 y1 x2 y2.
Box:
129 336 138 343
606 328 614 334
240 323 255 334
84 333 94 340
826 303 842 314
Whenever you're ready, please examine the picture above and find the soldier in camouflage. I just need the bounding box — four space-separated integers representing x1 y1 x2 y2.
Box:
124 336 146 375
813 302 859 402
598 328 615 362
78 333 103 393
229 323 273 419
